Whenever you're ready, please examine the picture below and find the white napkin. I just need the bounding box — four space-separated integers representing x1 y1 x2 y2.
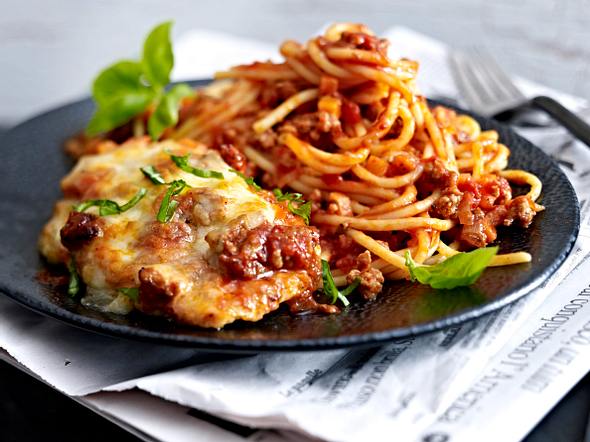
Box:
1 25 589 442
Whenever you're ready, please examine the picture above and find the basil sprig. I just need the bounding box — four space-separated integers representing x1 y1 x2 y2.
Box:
157 180 189 223
273 188 312 224
405 247 498 289
141 165 167 184
67 258 81 297
170 153 224 179
73 188 147 216
321 259 360 307
118 287 139 302
230 169 262 191
86 21 194 140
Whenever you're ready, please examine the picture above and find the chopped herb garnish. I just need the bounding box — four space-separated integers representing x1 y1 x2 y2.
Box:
86 21 195 140
141 165 166 184
230 169 262 191
73 188 147 216
288 200 312 225
157 179 189 223
67 259 81 297
405 247 498 289
118 287 139 302
273 188 304 203
273 188 311 224
321 259 360 307
169 153 224 179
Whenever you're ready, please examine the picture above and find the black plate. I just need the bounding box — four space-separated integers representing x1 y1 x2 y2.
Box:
0 80 580 351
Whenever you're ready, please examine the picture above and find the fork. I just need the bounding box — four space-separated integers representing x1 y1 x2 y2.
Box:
450 48 590 147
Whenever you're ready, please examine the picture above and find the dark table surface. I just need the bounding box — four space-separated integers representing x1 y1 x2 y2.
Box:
1 357 589 441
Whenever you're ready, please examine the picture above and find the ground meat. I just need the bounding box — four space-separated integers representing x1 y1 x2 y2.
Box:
280 111 340 141
458 209 488 248
346 267 384 300
355 250 372 272
457 191 479 225
416 158 458 197
217 143 247 173
285 290 339 314
326 192 353 216
60 211 103 251
505 196 537 228
259 80 299 108
319 76 339 95
341 98 362 126
140 221 194 251
432 193 462 219
340 31 389 55
137 267 177 316
219 221 321 282
256 130 278 149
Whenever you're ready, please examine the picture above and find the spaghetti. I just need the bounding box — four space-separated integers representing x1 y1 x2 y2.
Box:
76 23 544 300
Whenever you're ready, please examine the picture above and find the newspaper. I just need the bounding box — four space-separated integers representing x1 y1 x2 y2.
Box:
1 26 590 442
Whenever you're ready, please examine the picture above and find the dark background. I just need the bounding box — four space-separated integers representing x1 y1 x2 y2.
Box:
0 358 589 441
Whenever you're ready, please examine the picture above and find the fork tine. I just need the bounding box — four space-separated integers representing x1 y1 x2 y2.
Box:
449 52 489 113
472 48 526 101
464 48 513 103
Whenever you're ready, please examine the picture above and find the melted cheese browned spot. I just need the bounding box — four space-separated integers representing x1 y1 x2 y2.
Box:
39 138 321 328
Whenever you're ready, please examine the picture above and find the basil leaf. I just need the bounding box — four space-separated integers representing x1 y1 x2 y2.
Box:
86 90 155 136
321 260 359 307
91 60 145 106
288 200 312 225
73 188 147 216
148 83 195 140
119 287 139 302
142 21 173 89
273 188 304 203
119 188 148 211
67 258 81 297
321 259 340 304
405 247 498 289
157 180 188 223
230 169 262 191
169 153 224 179
141 166 167 184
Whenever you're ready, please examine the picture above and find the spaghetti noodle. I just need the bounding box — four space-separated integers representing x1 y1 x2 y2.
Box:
76 23 544 300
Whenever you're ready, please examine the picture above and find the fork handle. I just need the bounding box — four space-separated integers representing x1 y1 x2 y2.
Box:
531 96 590 147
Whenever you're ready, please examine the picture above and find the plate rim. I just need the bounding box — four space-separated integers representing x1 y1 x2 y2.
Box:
0 81 581 351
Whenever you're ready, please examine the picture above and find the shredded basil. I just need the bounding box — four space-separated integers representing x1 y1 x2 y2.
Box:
157 180 189 223
321 259 360 307
169 153 224 179
141 165 166 184
73 188 147 216
118 287 139 302
273 188 311 224
230 169 262 191
67 259 81 297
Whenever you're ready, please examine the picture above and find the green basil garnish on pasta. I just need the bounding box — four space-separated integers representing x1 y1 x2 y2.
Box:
273 189 312 224
141 165 167 185
67 259 81 297
118 287 139 302
230 169 262 191
169 153 224 179
405 247 498 289
157 179 189 223
73 188 147 216
321 259 360 307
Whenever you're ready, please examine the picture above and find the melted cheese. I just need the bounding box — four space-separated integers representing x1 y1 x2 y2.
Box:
39 138 317 328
